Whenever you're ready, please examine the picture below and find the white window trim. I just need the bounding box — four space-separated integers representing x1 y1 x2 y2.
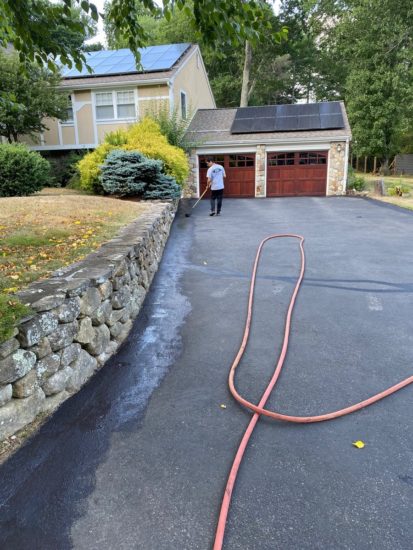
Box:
93 89 138 124
60 93 75 127
180 89 188 120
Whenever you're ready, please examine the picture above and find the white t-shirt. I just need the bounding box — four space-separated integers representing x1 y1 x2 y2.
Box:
207 163 226 190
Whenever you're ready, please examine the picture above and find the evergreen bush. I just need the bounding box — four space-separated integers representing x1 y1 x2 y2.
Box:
77 118 189 192
0 144 50 197
100 149 181 199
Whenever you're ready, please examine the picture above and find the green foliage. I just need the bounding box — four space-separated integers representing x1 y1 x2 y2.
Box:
346 166 365 192
77 119 189 192
83 42 105 52
100 149 181 199
0 144 50 197
387 185 410 196
43 151 86 187
0 294 32 345
0 51 68 143
1 0 283 76
0 0 97 73
148 106 193 150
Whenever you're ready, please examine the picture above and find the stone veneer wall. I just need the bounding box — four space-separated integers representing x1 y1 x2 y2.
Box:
184 149 198 198
255 145 266 197
327 142 347 195
0 202 177 441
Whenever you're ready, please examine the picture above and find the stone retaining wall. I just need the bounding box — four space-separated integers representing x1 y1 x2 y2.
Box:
0 201 177 442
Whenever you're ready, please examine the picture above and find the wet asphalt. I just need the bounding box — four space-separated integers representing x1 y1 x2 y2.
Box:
0 197 413 550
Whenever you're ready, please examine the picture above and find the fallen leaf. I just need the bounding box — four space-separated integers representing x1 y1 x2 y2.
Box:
10 274 20 280
220 404 227 409
352 440 365 449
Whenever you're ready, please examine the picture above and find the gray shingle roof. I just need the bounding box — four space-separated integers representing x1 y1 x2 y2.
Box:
186 102 351 145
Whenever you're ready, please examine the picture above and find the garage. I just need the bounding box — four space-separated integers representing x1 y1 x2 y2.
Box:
266 151 328 196
185 101 351 198
199 154 256 198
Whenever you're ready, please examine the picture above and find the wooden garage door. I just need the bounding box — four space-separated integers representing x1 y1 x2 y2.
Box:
199 154 255 198
267 151 328 196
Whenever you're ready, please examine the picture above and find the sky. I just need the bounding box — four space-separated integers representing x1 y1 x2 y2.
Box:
86 0 282 46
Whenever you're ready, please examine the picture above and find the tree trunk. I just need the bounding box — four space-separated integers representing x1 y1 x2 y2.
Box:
240 40 252 108
364 156 367 173
381 157 389 175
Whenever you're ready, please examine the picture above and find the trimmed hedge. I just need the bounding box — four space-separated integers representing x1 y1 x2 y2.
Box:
0 144 50 197
77 118 189 193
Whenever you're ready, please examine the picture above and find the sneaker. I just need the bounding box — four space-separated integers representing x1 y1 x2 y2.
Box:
216 212 221 216
209 211 215 216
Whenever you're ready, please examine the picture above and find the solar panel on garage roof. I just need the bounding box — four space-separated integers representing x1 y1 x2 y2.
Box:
60 43 191 78
230 101 344 134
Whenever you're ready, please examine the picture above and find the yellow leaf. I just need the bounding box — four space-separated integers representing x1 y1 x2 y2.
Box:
3 287 18 293
220 404 227 409
352 440 365 449
74 221 81 225
10 274 20 280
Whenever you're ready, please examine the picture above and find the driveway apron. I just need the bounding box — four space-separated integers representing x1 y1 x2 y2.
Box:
0 197 412 550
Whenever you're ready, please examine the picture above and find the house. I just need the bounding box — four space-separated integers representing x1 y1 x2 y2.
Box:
22 43 215 151
185 101 351 197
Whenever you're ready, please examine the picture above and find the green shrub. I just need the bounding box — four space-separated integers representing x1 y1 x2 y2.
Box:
148 105 192 151
387 185 410 196
347 166 366 191
100 149 181 199
0 294 32 344
77 118 189 192
43 150 86 187
0 143 50 197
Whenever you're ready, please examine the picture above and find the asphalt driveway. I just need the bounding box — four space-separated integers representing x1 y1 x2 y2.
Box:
0 197 412 550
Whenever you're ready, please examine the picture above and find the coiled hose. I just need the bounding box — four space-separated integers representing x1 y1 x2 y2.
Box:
213 234 413 550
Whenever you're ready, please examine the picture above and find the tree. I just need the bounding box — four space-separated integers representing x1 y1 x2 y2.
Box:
1 0 284 71
314 0 413 167
83 42 105 52
0 51 68 143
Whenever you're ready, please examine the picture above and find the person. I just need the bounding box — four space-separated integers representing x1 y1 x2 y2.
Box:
206 158 226 216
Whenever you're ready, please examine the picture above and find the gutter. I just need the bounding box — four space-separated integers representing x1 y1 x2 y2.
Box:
191 135 352 147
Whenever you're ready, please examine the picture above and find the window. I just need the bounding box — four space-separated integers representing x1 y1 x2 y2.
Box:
62 94 74 124
299 152 327 165
95 92 114 120
95 90 136 121
181 91 187 119
116 91 135 118
229 154 255 168
268 152 295 166
199 155 224 169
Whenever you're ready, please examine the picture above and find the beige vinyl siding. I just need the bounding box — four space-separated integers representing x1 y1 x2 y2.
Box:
138 85 169 98
173 50 215 118
74 90 92 102
97 122 131 143
76 103 95 145
43 119 60 146
61 125 76 145
138 98 170 118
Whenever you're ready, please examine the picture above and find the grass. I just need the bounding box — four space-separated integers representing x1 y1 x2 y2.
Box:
356 172 413 211
0 188 149 342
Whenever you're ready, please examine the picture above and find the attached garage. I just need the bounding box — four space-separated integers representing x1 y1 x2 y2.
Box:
266 151 328 197
185 101 351 199
199 154 255 198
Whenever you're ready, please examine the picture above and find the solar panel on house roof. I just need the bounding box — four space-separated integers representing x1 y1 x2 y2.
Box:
230 102 344 134
60 43 191 78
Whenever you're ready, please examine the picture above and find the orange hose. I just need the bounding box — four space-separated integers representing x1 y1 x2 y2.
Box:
213 234 413 550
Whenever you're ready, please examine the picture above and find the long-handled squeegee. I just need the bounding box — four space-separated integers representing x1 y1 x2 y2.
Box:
185 186 209 217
